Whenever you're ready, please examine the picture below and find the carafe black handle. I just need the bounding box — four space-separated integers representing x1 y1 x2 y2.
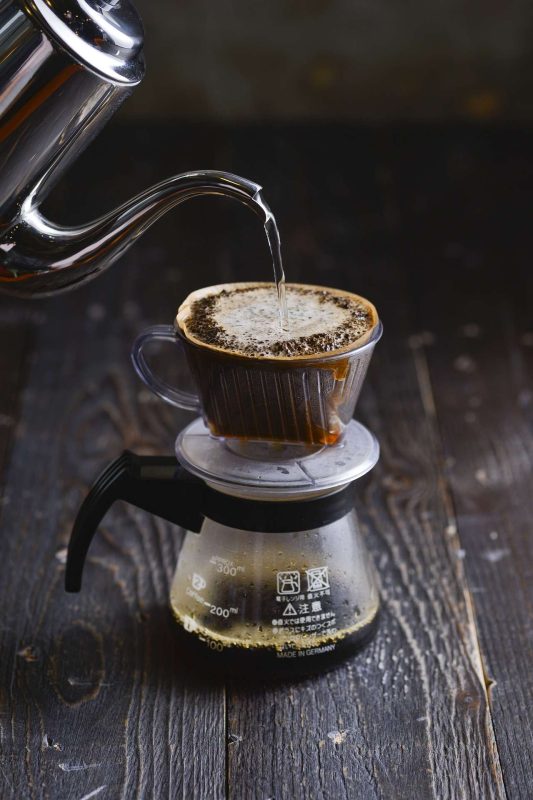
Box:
65 452 205 592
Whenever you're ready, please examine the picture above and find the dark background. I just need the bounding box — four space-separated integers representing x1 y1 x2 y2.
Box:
128 0 533 123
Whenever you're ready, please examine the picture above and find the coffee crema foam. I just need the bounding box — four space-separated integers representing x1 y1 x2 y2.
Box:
177 282 378 358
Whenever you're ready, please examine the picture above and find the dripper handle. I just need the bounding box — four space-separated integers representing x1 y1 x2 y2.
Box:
131 325 201 411
65 451 205 592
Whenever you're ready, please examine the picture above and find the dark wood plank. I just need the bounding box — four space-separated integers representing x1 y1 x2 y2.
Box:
0 125 229 800
226 339 505 800
224 127 506 800
0 303 36 493
398 129 533 798
0 285 226 800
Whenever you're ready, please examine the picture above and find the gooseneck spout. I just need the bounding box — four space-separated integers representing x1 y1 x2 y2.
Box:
0 170 280 297
0 2 287 317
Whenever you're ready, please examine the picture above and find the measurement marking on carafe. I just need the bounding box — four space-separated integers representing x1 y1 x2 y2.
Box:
209 605 238 618
209 556 245 576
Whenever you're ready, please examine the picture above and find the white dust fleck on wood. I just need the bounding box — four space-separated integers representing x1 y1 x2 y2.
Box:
481 548 510 563
327 729 350 745
78 786 107 800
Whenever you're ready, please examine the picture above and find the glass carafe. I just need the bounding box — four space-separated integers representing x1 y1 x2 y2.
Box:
66 450 379 676
170 508 379 674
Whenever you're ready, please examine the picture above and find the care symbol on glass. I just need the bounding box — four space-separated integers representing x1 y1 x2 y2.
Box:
277 570 300 595
306 567 330 591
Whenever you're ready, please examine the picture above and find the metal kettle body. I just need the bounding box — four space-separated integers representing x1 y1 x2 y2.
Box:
0 1 266 296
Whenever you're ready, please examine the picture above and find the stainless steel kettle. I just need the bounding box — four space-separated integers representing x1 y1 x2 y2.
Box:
0 1 266 296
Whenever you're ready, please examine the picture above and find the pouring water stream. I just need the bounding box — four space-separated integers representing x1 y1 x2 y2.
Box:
252 189 289 332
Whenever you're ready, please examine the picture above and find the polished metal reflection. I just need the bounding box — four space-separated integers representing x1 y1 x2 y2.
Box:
2 169 272 296
0 2 274 297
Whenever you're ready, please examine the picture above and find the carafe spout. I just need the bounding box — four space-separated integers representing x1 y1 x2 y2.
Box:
0 170 272 297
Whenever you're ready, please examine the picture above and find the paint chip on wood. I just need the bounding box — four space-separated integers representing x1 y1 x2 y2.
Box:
475 469 489 484
454 355 477 373
87 304 106 322
17 645 39 662
78 787 107 800
482 548 510 563
461 323 482 337
445 523 457 536
58 762 101 772
327 729 350 745
42 734 62 751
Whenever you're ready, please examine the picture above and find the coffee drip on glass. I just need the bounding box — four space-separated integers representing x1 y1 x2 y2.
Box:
66 320 382 676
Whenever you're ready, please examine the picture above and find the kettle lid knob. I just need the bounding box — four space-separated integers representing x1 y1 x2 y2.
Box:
26 0 145 84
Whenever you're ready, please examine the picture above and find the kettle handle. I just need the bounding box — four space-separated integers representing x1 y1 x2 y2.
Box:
65 452 205 592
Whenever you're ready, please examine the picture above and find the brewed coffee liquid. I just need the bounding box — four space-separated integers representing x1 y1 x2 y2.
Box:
176 283 378 446
170 580 379 677
172 608 378 677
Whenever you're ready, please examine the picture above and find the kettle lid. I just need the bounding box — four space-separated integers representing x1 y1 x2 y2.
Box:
26 0 145 84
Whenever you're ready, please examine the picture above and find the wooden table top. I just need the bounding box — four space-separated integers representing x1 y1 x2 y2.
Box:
0 124 531 800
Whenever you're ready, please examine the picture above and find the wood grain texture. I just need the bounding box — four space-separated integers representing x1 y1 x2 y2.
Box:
0 303 35 493
398 130 533 798
0 286 226 800
222 127 508 800
227 337 505 800
0 127 228 800
0 124 530 799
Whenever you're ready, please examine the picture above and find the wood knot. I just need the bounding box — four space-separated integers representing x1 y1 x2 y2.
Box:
456 688 481 711
49 620 105 707
382 473 413 491
17 644 40 662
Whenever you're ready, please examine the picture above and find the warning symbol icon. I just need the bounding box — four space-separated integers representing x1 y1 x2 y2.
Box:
282 602 297 617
